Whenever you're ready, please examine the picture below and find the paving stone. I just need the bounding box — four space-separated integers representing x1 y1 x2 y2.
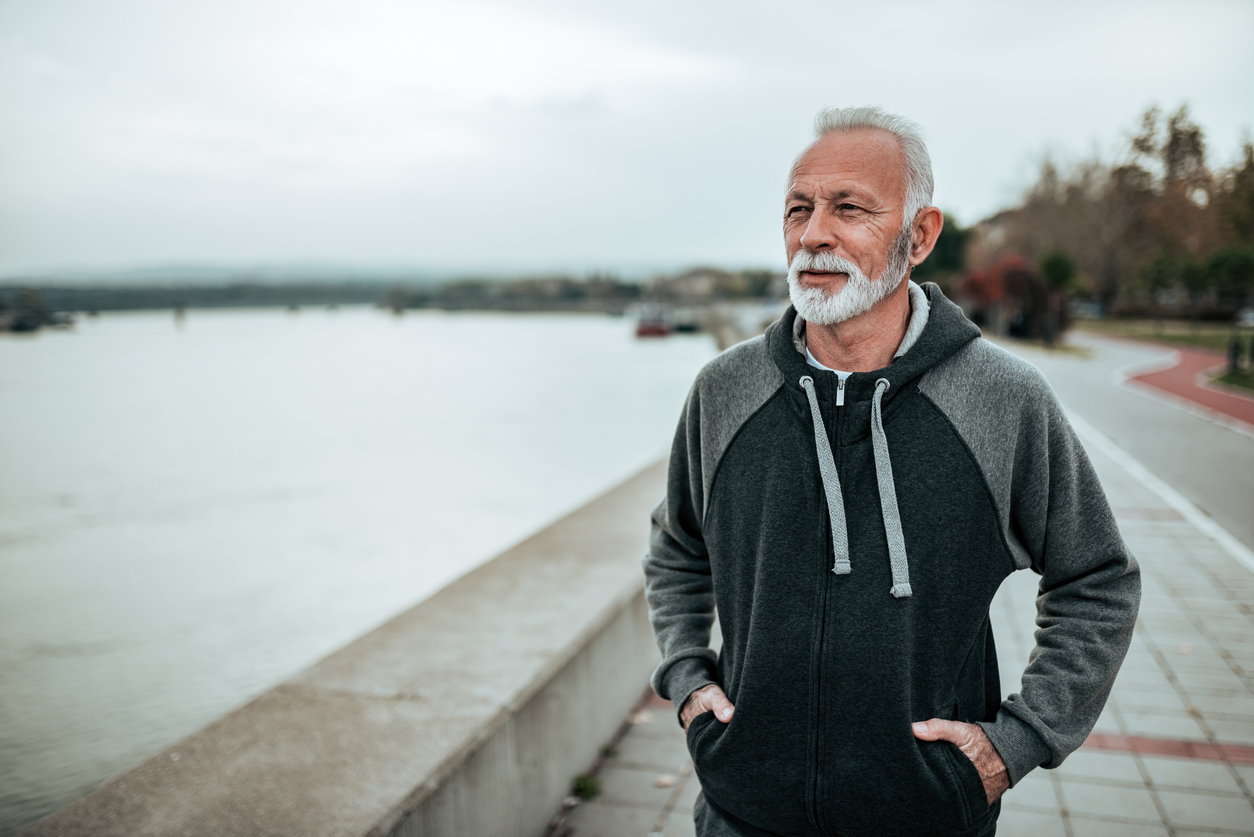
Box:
1205 718 1254 745
672 775 700 814
1057 749 1146 784
1068 817 1170 837
1119 713 1209 742
1170 659 1240 676
659 811 696 837
1111 690 1190 712
1058 780 1161 824
1116 668 1179 687
1186 695 1254 717
596 765 684 810
1157 787 1254 831
994 807 1068 837
1003 771 1060 812
1182 684 1250 698
1121 705 1193 720
610 731 691 771
1119 656 1170 671
1139 754 1245 794
1171 672 1249 692
563 801 661 837
627 720 687 743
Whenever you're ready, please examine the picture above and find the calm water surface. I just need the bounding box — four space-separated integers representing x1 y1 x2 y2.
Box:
0 307 717 834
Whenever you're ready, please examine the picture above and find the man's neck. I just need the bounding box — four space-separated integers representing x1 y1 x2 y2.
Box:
804 279 911 373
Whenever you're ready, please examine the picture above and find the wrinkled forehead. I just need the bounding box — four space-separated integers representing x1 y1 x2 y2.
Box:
787 128 908 204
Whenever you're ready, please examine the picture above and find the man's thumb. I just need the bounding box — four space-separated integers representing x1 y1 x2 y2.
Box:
709 689 735 723
911 719 951 741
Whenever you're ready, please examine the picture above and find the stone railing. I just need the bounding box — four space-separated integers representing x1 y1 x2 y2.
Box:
25 463 666 837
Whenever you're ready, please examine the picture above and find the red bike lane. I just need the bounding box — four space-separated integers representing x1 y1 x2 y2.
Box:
1124 344 1254 428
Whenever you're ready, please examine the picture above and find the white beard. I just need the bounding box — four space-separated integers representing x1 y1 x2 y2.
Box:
787 226 913 325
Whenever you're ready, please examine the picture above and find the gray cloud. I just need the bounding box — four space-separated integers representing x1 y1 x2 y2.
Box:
2 0 1252 276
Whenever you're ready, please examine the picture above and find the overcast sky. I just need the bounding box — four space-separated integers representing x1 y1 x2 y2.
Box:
2 0 1252 278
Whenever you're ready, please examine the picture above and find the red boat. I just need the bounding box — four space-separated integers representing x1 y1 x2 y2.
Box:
635 319 673 337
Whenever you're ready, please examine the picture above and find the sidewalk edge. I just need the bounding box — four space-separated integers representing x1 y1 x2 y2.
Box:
1066 410 1254 575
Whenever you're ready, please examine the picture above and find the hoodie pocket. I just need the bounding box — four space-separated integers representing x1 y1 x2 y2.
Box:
940 742 991 828
684 705 814 834
685 710 716 757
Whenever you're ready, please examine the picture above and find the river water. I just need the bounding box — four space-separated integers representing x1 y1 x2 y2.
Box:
0 307 718 835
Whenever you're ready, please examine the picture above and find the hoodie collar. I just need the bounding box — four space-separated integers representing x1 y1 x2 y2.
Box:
769 282 980 407
791 280 931 363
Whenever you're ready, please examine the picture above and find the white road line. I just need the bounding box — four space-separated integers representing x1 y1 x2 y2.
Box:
1067 410 1254 575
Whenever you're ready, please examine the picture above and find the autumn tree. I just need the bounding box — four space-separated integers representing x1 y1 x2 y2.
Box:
965 103 1252 323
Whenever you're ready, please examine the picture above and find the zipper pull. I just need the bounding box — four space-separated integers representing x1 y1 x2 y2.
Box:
836 376 846 407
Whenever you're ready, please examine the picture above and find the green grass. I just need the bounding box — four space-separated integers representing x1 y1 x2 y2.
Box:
1075 318 1249 354
1215 368 1254 393
571 774 601 801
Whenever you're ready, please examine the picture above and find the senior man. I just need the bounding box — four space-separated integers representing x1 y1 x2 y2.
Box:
643 106 1141 837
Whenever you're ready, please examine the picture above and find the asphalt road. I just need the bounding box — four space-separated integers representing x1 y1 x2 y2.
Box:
996 333 1254 554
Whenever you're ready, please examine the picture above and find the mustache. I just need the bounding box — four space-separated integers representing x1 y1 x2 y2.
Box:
789 250 864 276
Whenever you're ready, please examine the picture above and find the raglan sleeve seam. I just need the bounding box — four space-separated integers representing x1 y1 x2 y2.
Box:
915 390 1022 576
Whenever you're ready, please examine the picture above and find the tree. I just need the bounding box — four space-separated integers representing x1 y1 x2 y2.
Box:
1208 248 1254 305
1216 141 1254 247
913 213 971 289
1040 250 1076 290
968 104 1249 319
1039 250 1075 346
1141 253 1177 328
1180 256 1211 328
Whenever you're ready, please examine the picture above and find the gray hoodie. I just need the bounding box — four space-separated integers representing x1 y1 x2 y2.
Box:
643 283 1141 836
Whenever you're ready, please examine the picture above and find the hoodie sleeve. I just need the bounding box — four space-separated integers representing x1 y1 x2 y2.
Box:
979 372 1141 786
642 381 720 718
642 336 783 720
920 340 1141 786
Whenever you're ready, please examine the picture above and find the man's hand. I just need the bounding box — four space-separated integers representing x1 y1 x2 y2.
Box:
912 719 1009 805
680 684 735 730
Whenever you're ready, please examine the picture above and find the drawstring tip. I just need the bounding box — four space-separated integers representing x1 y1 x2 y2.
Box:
890 582 913 598
832 560 851 575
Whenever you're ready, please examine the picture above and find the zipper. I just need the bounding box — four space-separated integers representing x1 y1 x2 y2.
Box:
809 381 842 833
807 568 829 831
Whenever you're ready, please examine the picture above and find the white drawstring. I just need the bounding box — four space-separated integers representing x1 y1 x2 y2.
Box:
799 376 851 575
799 375 912 597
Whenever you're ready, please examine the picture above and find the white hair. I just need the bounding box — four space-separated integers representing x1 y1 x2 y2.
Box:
793 105 934 231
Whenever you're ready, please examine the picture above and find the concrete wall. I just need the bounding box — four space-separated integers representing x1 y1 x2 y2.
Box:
24 462 667 837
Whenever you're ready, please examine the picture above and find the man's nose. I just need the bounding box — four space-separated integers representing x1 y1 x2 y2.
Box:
799 210 839 252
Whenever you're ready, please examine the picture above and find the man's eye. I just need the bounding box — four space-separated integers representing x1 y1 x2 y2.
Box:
787 206 809 216
838 203 859 211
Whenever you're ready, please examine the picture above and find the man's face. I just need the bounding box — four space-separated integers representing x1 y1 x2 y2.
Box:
783 129 912 321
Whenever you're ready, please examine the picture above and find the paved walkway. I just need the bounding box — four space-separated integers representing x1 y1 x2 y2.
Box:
1018 333 1254 564
551 415 1254 836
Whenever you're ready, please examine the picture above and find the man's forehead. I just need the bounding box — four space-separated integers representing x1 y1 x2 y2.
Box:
788 129 906 202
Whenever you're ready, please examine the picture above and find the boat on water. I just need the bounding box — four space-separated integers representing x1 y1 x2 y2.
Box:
633 302 674 338
635 318 672 337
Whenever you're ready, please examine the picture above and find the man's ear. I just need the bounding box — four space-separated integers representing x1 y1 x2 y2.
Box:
908 207 944 267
